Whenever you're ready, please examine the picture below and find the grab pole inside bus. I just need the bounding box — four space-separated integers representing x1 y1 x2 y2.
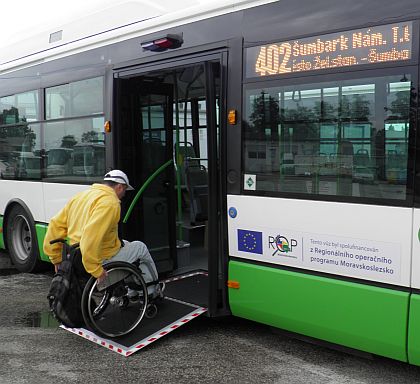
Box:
122 159 174 224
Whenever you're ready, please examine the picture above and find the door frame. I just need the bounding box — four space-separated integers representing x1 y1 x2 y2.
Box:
112 51 228 316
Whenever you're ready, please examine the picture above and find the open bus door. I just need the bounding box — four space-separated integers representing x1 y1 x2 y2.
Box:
65 56 228 355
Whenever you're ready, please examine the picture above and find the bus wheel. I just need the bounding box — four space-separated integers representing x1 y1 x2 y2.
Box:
6 205 42 273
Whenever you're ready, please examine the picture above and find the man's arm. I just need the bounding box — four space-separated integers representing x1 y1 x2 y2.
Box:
43 205 69 266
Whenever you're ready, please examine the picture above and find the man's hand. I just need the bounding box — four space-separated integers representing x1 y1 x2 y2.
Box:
54 263 61 273
97 269 108 284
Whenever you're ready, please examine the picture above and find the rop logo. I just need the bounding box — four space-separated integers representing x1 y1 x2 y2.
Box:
268 235 298 256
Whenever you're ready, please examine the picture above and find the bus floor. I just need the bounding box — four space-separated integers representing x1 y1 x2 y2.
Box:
171 246 208 276
62 271 208 356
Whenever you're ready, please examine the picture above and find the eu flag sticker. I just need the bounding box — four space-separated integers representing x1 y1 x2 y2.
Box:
237 229 263 254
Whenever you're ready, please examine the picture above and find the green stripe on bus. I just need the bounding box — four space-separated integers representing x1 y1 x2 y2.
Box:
228 260 409 362
0 216 4 249
35 223 50 263
408 293 420 366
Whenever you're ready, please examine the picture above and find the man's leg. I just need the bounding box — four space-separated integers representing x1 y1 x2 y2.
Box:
104 241 159 283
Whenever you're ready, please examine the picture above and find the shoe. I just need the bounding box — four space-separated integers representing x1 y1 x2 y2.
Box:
152 282 165 300
159 281 166 294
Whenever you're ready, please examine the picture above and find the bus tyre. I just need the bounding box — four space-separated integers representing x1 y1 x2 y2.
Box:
6 205 43 273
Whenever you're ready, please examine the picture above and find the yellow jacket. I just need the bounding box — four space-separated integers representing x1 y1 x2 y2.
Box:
43 183 121 278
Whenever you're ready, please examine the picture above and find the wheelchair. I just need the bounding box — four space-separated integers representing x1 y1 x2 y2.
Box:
51 239 162 338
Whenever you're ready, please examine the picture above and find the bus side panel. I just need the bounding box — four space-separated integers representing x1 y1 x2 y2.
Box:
0 216 4 249
408 294 420 366
228 260 409 362
43 183 89 222
35 223 49 262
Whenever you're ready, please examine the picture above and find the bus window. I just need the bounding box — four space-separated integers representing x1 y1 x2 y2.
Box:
0 90 39 124
2 151 41 179
43 116 105 181
45 77 103 120
47 148 73 176
0 122 41 180
72 143 105 177
244 73 413 201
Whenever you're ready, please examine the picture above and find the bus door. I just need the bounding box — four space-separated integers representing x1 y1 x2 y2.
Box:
114 58 224 315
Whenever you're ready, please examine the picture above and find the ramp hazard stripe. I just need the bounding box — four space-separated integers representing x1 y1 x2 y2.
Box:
163 270 208 284
61 305 207 357
126 306 207 356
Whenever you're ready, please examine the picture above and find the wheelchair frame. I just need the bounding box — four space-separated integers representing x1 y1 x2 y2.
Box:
50 239 160 338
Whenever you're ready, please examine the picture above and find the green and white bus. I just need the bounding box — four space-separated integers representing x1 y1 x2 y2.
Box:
1 0 420 365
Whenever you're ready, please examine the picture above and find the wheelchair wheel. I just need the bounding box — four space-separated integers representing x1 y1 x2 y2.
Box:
145 303 158 319
81 261 148 338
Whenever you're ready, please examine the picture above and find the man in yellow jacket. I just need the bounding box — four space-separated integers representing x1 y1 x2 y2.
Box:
43 170 158 288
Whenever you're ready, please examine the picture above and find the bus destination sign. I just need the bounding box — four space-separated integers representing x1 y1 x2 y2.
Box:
246 22 413 78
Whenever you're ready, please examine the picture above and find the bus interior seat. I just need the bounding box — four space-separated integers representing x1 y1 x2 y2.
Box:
186 163 208 225
386 150 407 184
354 148 370 167
178 142 200 183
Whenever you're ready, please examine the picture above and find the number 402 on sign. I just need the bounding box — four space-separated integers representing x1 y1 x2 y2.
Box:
255 44 293 76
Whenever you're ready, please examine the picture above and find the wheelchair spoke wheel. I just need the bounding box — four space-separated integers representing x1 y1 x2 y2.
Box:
81 262 148 337
92 290 110 318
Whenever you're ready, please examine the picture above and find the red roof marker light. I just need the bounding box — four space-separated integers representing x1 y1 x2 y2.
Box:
141 35 183 52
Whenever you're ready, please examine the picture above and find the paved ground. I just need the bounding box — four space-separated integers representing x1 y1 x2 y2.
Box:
0 250 12 270
1 250 420 383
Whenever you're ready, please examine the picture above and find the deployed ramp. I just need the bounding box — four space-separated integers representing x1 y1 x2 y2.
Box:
62 271 208 356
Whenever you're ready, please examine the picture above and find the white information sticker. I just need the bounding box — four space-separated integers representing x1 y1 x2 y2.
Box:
244 174 256 191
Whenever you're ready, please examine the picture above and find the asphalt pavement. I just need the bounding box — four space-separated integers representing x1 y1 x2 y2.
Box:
1 250 420 384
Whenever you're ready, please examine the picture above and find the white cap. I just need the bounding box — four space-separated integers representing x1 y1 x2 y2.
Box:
103 170 134 190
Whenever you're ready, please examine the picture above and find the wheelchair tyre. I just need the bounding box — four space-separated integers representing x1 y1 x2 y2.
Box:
145 304 158 319
81 261 148 337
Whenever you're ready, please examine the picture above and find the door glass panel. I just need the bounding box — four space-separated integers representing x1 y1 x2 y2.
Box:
119 63 219 277
139 93 170 254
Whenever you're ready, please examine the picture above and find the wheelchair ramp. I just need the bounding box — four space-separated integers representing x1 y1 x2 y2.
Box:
61 271 208 356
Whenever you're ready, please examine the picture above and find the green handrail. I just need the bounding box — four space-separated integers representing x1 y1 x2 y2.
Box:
123 159 173 223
